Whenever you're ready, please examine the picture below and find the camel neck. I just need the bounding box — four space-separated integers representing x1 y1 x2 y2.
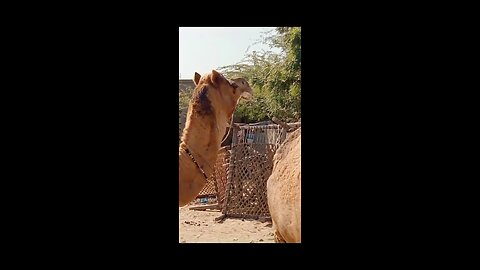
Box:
180 100 232 173
180 119 220 174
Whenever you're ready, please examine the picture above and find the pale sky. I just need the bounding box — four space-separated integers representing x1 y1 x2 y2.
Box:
179 27 279 79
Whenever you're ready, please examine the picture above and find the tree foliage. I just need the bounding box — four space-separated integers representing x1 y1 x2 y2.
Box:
179 87 193 114
219 27 301 123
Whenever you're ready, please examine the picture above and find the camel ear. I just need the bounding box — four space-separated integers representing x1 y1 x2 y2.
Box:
211 70 225 87
228 79 238 89
193 72 201 86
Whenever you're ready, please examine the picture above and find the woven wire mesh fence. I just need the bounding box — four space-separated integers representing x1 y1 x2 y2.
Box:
214 146 230 206
193 123 288 218
195 146 230 205
221 124 287 219
197 175 217 198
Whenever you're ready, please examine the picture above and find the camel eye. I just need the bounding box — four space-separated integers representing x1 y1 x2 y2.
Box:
242 81 245 85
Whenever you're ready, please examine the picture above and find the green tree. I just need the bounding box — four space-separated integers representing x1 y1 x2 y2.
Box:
220 27 301 123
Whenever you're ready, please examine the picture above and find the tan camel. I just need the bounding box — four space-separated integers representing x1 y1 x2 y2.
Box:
179 70 253 207
267 127 301 243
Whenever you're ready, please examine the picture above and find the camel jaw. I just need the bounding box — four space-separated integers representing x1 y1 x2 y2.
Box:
241 91 252 100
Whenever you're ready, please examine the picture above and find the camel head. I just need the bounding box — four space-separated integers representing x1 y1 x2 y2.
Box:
192 70 253 116
228 77 253 101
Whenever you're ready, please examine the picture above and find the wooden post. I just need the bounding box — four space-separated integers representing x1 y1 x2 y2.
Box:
222 126 237 215
232 125 238 145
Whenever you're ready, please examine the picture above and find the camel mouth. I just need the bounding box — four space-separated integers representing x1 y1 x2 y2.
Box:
241 91 252 100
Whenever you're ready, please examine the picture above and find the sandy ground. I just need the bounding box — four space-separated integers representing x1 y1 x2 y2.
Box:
179 203 275 243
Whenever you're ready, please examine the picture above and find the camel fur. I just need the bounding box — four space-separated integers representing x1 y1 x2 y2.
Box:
267 127 301 243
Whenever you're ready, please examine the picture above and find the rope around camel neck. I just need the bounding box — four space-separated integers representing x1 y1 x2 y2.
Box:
220 112 235 145
220 99 239 145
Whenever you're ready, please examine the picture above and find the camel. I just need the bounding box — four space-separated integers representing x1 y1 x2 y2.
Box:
267 127 301 243
179 70 253 207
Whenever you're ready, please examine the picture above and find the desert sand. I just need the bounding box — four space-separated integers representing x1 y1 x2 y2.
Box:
179 203 275 243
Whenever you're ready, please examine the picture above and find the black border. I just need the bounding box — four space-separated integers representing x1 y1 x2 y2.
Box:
25 12 462 259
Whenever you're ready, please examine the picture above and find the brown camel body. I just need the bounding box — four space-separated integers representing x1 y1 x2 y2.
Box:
267 127 301 243
179 70 252 207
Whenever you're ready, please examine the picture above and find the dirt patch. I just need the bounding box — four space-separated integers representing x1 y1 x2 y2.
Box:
179 204 275 243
